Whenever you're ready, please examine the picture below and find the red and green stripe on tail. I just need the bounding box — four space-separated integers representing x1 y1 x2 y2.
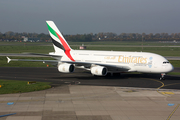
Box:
46 21 75 61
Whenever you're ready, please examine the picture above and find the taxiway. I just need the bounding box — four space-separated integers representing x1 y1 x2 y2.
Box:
0 67 180 89
0 67 180 120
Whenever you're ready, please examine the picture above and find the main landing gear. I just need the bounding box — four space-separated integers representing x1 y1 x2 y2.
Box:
160 73 165 80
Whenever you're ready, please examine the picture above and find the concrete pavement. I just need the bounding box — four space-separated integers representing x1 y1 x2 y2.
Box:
0 85 180 120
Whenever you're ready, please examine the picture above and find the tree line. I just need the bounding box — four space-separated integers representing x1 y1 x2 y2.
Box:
0 31 180 42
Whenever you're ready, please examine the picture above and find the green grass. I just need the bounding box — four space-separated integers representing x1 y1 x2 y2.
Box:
82 46 180 56
169 60 180 67
0 45 54 53
1 45 180 56
0 42 180 56
0 56 54 67
168 72 180 76
68 41 180 46
0 79 51 94
2 41 180 46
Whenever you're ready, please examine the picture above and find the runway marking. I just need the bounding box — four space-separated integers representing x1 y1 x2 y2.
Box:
156 81 165 95
161 92 174 95
158 83 180 120
143 78 165 95
163 83 180 88
159 83 180 96
145 79 180 120
167 104 180 120
143 78 180 96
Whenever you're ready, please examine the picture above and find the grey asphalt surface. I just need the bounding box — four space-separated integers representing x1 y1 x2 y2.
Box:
0 67 180 120
0 67 180 90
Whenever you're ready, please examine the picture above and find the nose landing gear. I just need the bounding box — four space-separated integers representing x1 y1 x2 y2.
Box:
160 73 165 80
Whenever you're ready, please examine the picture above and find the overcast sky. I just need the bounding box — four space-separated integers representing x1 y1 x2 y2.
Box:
0 0 180 34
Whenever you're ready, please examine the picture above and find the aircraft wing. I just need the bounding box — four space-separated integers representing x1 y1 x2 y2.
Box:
61 61 130 72
6 57 130 71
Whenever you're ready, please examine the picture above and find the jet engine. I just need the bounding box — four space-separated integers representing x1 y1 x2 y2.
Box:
58 63 74 73
91 66 107 76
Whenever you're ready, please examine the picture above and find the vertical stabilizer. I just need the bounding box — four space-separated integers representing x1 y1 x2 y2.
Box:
46 21 71 52
46 21 75 61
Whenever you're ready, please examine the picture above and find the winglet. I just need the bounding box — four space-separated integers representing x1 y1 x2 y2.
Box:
6 57 11 63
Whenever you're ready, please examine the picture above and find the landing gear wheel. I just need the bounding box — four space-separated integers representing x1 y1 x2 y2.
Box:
160 73 165 80
160 77 165 80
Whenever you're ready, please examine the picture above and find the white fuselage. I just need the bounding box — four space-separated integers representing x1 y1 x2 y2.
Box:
52 50 174 74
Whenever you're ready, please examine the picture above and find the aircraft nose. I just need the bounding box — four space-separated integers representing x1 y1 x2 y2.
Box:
168 64 174 72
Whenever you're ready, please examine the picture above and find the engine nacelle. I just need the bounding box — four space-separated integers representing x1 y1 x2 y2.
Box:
91 66 107 76
58 63 74 73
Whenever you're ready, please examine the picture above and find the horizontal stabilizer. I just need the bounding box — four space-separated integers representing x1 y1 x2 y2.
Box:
6 57 59 63
6 57 11 63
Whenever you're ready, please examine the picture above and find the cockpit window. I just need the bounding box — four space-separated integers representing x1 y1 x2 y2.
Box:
163 61 170 64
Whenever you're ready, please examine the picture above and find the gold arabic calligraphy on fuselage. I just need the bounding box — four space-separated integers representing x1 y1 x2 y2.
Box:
104 55 147 64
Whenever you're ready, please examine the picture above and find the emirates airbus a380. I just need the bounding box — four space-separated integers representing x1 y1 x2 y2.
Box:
7 21 174 80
